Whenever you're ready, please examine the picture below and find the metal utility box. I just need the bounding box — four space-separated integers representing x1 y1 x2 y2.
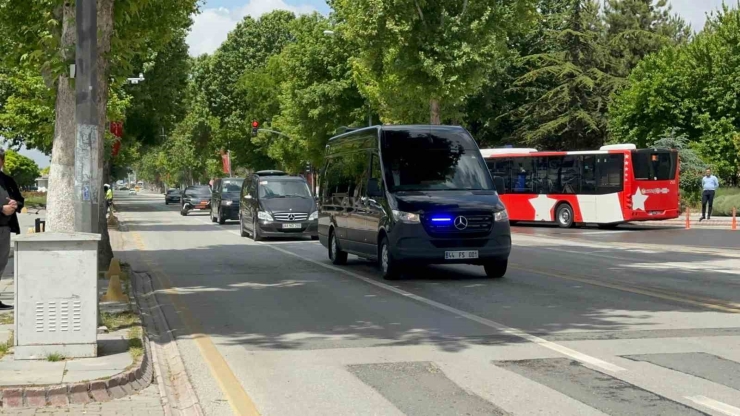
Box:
14 233 100 360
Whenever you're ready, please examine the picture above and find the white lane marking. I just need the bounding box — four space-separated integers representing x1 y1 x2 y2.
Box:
264 244 625 373
686 396 740 416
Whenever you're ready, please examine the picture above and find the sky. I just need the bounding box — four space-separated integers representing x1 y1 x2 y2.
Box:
14 0 731 167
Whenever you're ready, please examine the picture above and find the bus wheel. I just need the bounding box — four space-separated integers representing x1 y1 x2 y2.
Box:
556 204 574 228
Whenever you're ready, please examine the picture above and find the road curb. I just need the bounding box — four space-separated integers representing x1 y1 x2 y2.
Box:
0 332 153 408
134 270 205 416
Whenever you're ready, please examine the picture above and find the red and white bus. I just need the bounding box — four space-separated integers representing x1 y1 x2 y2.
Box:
480 144 680 228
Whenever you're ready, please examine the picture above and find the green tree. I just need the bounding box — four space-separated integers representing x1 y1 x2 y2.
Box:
652 131 706 206
257 13 367 171
604 0 690 78
464 0 573 147
609 6 740 183
202 11 296 170
332 0 534 124
510 0 617 150
4 149 40 188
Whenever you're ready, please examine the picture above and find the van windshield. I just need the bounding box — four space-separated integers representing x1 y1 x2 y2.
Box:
259 180 311 199
381 129 493 192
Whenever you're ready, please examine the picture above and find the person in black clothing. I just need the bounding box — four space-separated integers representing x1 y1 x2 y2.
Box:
0 149 25 310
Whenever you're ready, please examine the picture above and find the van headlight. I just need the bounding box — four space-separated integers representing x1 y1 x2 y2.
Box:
225 200 233 206
309 211 318 221
494 208 509 221
392 210 420 223
257 211 273 222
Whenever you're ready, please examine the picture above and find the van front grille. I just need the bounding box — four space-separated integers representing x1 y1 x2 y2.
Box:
273 212 308 222
421 212 493 238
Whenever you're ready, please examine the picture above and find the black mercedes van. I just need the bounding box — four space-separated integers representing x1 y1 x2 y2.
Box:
318 125 511 280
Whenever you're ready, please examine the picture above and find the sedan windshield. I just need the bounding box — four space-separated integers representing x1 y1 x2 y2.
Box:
259 180 311 199
381 129 494 192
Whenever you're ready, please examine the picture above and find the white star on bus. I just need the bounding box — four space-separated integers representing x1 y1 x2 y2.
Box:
632 187 649 211
529 194 558 221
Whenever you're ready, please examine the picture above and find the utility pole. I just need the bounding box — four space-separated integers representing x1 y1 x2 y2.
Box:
74 0 99 233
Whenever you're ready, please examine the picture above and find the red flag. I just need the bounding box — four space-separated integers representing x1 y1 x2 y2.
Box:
221 151 231 174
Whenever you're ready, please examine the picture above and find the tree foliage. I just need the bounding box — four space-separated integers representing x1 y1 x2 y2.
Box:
4 149 40 187
609 5 740 183
509 0 618 150
332 0 535 124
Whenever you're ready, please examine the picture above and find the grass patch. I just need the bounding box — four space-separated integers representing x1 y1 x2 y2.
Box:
0 332 13 359
21 191 47 208
127 326 144 360
101 310 138 332
46 352 65 362
0 312 12 325
713 187 740 216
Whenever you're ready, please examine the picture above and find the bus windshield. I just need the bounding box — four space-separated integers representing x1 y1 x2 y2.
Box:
632 150 677 181
381 129 493 192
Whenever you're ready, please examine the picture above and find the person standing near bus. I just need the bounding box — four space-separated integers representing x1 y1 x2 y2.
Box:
700 168 719 221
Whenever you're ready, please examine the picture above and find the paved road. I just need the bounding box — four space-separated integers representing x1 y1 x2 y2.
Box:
115 191 740 416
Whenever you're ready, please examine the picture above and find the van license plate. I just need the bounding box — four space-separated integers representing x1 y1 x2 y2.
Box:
282 223 302 229
445 251 478 260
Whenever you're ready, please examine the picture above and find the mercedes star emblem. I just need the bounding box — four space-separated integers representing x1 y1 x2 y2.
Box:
288 213 295 221
454 216 468 230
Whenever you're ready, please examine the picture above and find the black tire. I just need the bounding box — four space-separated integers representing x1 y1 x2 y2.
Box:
328 230 348 265
555 203 575 228
180 205 188 216
211 206 217 223
379 236 401 280
165 201 169 205
311 235 319 241
484 259 508 278
218 208 226 225
240 215 248 237
252 218 263 242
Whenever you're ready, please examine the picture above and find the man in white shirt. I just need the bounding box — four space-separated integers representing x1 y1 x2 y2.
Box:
700 168 719 221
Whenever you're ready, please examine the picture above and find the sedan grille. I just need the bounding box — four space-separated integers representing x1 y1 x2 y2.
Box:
273 212 308 222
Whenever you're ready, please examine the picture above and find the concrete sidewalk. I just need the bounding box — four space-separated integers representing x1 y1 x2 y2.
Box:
642 213 736 229
0 259 165 415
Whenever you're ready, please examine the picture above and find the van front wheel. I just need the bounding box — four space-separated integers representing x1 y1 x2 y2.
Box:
379 237 402 280
484 260 508 278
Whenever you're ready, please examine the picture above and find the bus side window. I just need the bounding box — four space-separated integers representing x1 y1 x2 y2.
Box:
560 156 580 194
581 155 596 194
512 157 534 193
596 154 624 194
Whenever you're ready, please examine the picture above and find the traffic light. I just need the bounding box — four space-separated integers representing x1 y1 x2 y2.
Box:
251 121 259 137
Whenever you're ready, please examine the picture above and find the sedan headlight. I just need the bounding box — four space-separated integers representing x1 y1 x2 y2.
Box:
225 200 233 206
309 211 319 221
257 211 273 221
494 208 509 221
392 210 420 224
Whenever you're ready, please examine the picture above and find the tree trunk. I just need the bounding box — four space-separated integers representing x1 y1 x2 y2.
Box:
430 99 441 125
46 2 76 232
96 0 115 269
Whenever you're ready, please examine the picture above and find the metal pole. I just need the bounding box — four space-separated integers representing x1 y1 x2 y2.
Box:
368 107 372 127
74 0 99 233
